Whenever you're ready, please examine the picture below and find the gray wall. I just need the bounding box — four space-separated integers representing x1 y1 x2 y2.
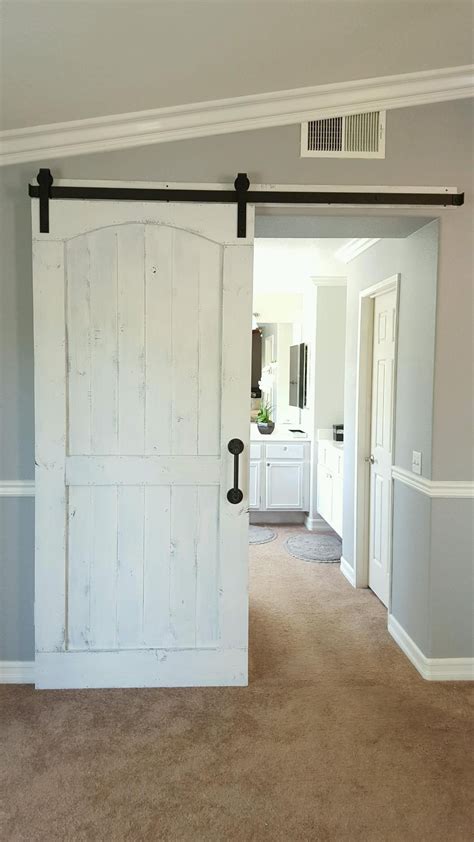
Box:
342 225 440 568
314 286 346 430
429 499 474 658
391 484 432 655
0 99 472 662
1 0 472 128
0 498 34 660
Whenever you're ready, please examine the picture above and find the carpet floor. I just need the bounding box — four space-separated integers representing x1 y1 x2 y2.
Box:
1 525 472 841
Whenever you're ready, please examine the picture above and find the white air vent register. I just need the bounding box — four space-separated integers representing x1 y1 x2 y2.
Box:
301 111 386 158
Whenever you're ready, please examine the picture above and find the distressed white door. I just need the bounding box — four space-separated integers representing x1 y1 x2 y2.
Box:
368 289 396 606
32 195 253 688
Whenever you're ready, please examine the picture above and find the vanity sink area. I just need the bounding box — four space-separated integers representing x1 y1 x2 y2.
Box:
249 424 311 514
250 424 309 442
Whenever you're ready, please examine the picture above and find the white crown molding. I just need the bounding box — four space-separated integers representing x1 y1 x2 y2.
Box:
0 661 35 684
392 466 474 498
340 557 356 588
1 65 473 166
0 480 35 497
335 237 381 263
311 276 347 287
388 615 474 681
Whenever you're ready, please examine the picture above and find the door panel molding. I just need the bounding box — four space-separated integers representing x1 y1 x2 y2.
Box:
353 274 400 599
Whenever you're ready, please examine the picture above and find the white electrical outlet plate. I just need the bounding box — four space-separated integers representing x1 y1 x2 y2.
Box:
412 451 422 475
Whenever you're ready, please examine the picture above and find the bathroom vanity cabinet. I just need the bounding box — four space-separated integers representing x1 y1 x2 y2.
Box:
249 432 310 512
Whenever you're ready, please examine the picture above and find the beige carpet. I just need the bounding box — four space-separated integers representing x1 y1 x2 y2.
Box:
1 525 472 841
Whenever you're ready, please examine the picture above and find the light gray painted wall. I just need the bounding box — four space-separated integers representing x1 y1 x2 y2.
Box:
314 286 346 429
429 499 474 658
341 218 439 524
1 0 472 128
0 498 34 660
392 492 474 659
0 169 35 478
395 221 439 478
391 483 432 655
0 99 472 662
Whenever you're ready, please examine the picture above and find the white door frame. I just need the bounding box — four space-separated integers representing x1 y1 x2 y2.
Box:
353 274 400 605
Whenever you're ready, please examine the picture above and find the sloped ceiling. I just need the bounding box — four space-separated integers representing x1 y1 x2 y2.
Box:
1 0 472 129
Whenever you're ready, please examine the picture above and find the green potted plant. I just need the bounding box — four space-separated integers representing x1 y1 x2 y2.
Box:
257 400 275 435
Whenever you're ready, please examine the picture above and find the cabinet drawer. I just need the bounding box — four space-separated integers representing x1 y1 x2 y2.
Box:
250 443 262 459
266 443 305 461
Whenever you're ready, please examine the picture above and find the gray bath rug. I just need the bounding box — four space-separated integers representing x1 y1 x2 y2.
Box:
284 531 341 562
249 525 277 545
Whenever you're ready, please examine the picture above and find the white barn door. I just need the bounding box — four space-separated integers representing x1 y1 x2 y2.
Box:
32 196 254 688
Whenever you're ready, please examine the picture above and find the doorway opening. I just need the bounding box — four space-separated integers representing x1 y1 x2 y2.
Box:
248 237 348 561
248 212 439 623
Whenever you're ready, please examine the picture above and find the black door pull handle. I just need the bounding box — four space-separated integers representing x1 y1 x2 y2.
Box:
227 439 244 504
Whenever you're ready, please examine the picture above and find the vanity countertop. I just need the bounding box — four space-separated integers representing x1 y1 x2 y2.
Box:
319 438 344 450
250 425 311 442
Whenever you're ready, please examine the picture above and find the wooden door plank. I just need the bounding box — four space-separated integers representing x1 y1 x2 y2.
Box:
170 486 197 647
66 454 220 485
89 228 118 454
196 486 219 647
144 225 173 455
66 236 92 455
117 224 146 454
218 243 253 652
143 486 174 647
90 486 118 649
67 486 92 650
117 486 145 647
171 230 199 455
198 239 222 455
33 239 67 652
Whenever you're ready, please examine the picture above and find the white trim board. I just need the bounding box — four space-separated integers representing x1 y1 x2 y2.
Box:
0 481 35 497
311 276 347 287
392 466 474 497
29 177 461 194
340 557 356 588
2 65 473 166
335 238 381 263
388 615 474 681
0 661 35 684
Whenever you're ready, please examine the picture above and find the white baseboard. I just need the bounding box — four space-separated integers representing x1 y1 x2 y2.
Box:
388 615 474 681
251 511 305 525
340 556 356 587
0 660 35 684
304 515 320 531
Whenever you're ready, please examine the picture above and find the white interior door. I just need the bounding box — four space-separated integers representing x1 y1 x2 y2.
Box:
368 289 396 606
32 194 254 688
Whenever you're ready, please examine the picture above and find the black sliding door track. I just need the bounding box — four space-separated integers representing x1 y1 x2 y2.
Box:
29 169 464 237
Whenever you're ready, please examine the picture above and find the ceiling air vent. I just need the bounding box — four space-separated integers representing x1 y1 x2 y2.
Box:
301 111 385 158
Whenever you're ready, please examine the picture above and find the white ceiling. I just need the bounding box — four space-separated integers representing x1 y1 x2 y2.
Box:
253 238 350 294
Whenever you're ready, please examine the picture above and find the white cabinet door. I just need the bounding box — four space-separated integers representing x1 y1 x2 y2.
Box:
32 197 254 689
249 460 261 509
317 466 333 524
332 476 344 538
265 462 303 509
